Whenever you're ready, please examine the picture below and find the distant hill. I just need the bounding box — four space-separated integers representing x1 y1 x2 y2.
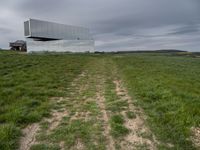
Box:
155 49 187 53
95 49 187 54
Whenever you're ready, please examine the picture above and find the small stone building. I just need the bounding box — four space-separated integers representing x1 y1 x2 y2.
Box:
9 40 27 51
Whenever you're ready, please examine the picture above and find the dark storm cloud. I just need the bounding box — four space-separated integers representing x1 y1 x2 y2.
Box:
0 0 200 51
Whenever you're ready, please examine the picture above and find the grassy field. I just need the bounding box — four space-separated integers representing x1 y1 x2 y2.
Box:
0 51 199 150
114 53 200 149
0 52 90 149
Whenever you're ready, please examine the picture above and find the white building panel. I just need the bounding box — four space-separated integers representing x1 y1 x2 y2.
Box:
26 39 95 53
24 18 94 52
25 19 92 40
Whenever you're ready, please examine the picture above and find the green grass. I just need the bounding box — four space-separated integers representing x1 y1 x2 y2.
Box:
110 115 129 137
1 51 199 149
104 79 128 113
103 60 129 140
114 53 200 149
0 124 21 150
51 119 105 149
30 144 60 150
0 52 90 149
111 115 124 124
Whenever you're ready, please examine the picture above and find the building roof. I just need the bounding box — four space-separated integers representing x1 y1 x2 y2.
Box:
14 40 26 44
10 40 26 46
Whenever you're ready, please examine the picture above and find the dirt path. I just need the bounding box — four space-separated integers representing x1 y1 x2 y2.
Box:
96 84 115 150
114 80 158 149
18 58 158 150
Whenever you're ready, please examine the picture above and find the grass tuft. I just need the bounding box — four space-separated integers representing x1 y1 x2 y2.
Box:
30 144 60 150
126 111 136 119
0 124 21 150
110 115 129 137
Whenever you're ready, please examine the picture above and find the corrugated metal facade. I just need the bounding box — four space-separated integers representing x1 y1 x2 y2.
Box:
24 19 94 53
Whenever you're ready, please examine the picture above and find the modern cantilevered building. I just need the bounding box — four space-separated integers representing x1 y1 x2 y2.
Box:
24 19 94 53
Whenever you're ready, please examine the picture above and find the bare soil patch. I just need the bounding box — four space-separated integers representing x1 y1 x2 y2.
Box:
46 109 68 133
71 139 85 150
191 127 200 148
19 123 40 150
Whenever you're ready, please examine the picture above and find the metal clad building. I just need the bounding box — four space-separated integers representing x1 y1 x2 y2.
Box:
24 19 94 53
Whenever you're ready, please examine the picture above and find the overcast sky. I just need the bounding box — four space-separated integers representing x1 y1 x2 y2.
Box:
0 0 200 51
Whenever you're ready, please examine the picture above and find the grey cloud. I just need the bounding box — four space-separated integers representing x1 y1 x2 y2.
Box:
15 0 66 15
0 27 13 34
0 0 200 51
168 24 200 35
